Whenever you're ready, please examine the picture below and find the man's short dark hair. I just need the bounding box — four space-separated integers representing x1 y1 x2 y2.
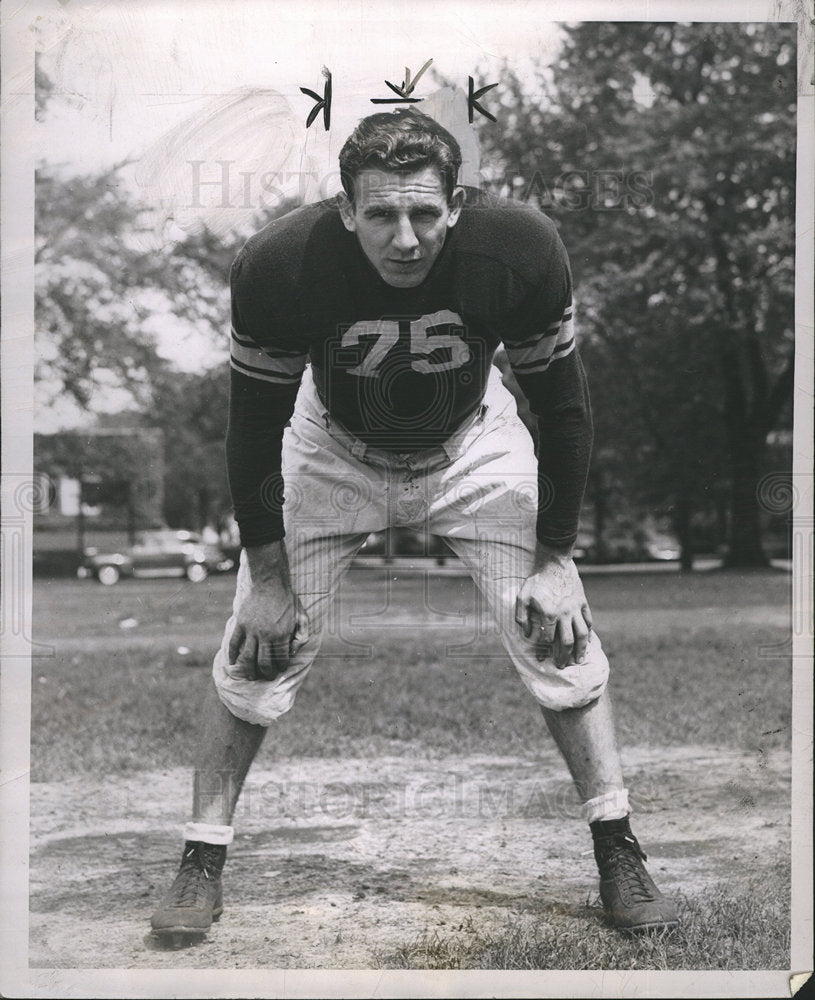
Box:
338 109 462 204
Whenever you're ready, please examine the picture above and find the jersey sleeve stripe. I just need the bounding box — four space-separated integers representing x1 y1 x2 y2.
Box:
502 326 560 350
503 329 559 365
230 355 305 384
542 308 572 333
231 337 307 376
502 309 572 348
552 336 575 357
509 337 575 375
503 325 573 367
504 309 575 369
231 328 304 358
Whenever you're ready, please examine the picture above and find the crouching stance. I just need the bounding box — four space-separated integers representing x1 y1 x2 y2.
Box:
151 109 678 942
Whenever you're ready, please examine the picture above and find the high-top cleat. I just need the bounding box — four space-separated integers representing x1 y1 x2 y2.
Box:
591 817 679 933
150 841 226 937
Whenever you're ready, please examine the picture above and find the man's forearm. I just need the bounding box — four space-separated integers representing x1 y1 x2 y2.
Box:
533 540 575 566
244 539 290 584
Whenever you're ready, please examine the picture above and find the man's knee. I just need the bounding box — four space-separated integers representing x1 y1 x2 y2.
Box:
211 628 321 727
510 631 610 712
539 692 602 717
212 670 303 727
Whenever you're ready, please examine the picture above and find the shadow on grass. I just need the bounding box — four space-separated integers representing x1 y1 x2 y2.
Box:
375 879 790 971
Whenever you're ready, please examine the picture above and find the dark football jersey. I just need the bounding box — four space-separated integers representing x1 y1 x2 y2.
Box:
230 189 575 450
227 189 591 549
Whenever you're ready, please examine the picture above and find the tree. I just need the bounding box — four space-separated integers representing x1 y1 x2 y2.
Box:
151 366 231 531
35 165 235 411
35 162 298 532
477 21 796 566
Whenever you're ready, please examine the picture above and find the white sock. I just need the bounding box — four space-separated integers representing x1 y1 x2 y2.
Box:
583 788 630 825
183 821 234 846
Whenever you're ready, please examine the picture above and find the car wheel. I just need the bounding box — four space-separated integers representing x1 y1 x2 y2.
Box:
97 565 120 586
186 563 208 583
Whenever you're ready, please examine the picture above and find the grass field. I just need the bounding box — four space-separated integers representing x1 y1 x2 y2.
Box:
29 567 793 970
31 568 792 778
378 883 790 970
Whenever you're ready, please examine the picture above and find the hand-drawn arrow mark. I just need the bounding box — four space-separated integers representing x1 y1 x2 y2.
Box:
468 76 498 123
301 67 332 129
371 58 433 104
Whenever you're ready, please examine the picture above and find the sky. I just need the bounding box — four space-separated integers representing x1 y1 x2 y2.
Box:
35 0 562 175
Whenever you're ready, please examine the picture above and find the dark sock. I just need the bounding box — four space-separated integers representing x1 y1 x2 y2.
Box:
590 816 632 839
182 840 227 874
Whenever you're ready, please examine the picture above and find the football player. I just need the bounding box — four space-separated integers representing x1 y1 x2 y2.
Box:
150 109 678 941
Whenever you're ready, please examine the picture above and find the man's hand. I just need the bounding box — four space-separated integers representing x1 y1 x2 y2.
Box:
514 544 593 668
228 541 308 681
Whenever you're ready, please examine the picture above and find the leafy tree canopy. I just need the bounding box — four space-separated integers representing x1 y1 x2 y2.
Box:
478 21 796 565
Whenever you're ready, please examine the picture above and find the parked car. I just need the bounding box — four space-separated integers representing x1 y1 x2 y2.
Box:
356 528 450 564
573 528 681 564
77 529 234 585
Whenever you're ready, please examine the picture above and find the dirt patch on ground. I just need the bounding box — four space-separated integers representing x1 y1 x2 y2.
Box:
29 743 789 969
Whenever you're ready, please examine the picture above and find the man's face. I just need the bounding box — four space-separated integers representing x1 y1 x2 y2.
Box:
338 166 464 288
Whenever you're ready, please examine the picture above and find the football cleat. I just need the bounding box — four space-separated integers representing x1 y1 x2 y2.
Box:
591 817 679 933
150 841 226 937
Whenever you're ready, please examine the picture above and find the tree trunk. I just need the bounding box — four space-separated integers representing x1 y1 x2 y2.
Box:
724 438 769 567
197 487 211 532
592 467 609 562
127 485 137 545
719 341 787 569
76 495 86 554
715 491 728 552
675 487 695 572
